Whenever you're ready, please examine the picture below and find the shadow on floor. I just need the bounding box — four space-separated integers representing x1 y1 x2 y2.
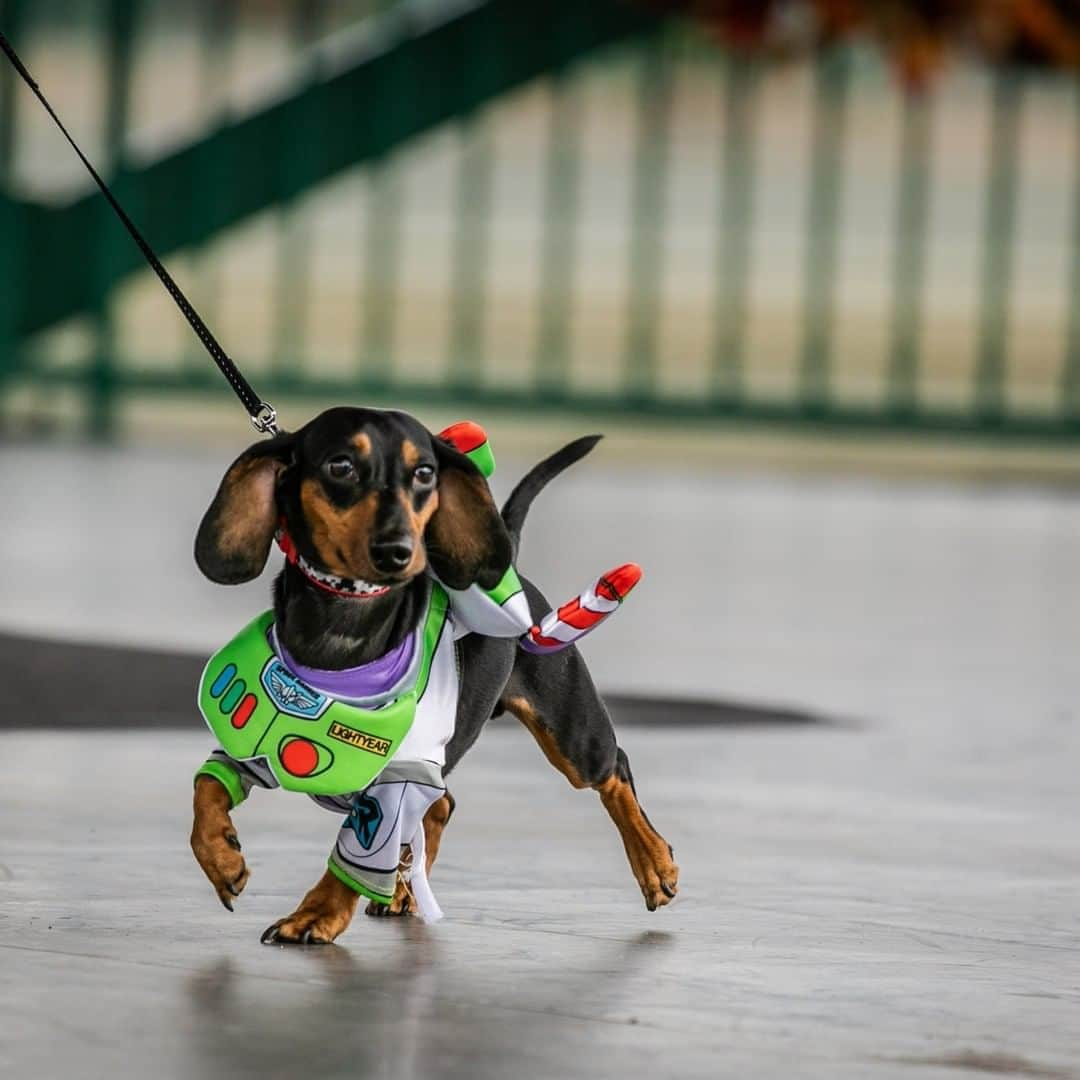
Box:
0 631 836 729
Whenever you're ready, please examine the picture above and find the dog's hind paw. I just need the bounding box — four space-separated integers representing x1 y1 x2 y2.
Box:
364 872 417 917
363 845 419 917
640 851 680 912
364 891 415 918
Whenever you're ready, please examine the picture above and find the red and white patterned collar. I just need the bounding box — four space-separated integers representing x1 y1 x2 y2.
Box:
274 524 392 600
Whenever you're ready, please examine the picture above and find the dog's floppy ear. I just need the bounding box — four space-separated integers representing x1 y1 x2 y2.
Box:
195 432 295 584
426 438 512 591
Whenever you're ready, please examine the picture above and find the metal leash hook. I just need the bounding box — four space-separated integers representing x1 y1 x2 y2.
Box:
250 402 279 436
0 27 280 439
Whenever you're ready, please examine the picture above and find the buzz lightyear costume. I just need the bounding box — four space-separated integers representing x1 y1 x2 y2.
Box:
195 422 640 921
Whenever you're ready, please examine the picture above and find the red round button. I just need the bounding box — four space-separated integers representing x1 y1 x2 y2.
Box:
281 738 318 776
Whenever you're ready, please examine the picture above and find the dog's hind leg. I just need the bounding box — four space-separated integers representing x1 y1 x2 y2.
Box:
365 634 513 917
595 748 679 911
502 666 679 912
366 791 456 917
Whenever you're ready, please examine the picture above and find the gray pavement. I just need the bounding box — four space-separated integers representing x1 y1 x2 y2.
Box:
1 442 1079 1078
1 724 1077 1080
6 438 1080 726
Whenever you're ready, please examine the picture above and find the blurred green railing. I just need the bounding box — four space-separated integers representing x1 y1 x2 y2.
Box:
2 0 1080 441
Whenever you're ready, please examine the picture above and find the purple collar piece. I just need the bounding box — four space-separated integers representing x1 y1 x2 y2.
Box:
275 630 416 703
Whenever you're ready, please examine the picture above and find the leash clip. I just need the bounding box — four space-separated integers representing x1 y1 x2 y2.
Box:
250 402 279 436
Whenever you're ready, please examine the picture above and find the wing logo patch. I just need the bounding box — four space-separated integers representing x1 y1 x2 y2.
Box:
261 659 329 719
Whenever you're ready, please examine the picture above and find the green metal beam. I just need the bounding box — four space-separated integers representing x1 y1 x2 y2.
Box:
974 68 1021 422
886 90 932 418
534 69 583 395
21 363 1080 443
799 48 851 413
0 0 25 389
712 53 757 404
623 37 672 401
86 0 138 441
5 0 661 342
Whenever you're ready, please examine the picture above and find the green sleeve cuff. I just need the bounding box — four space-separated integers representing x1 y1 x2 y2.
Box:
327 858 394 905
195 760 247 809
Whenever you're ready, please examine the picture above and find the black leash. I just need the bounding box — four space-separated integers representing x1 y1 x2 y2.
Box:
0 28 279 435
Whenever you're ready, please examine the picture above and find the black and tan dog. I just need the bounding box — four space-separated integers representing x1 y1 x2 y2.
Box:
191 406 678 942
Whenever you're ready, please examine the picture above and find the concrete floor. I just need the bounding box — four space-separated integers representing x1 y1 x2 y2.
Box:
1 724 1077 1080
2 442 1080 1078
6 439 1080 724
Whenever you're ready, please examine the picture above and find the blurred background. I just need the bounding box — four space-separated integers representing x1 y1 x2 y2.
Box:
3 0 1080 692
3 0 1080 453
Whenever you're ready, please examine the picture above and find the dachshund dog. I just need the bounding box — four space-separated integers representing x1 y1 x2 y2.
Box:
190 406 678 943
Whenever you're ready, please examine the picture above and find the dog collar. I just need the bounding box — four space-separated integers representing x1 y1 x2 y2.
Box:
275 525 392 599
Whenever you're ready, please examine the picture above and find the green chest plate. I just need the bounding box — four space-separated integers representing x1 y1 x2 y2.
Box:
198 587 448 795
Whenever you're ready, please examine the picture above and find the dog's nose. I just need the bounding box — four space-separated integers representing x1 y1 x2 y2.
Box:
370 537 413 574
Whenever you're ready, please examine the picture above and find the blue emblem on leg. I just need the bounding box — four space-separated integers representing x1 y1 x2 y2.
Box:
345 794 383 849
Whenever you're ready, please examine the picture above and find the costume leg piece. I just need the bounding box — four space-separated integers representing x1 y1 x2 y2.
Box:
325 762 447 921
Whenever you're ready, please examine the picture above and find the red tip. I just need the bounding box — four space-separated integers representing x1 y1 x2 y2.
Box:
528 628 563 649
596 563 642 602
437 420 489 455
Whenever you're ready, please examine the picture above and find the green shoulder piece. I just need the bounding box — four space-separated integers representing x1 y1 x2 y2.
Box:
197 587 449 796
465 440 495 478
487 563 524 606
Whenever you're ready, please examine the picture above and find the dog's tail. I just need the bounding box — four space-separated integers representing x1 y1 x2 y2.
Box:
500 434 602 544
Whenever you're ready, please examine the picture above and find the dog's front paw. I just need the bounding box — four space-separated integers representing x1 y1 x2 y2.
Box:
262 870 359 945
191 822 249 912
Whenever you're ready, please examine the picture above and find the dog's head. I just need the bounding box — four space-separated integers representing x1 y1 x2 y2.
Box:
194 407 512 593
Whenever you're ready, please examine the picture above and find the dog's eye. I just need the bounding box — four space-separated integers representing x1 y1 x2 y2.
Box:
413 465 435 486
325 456 356 481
